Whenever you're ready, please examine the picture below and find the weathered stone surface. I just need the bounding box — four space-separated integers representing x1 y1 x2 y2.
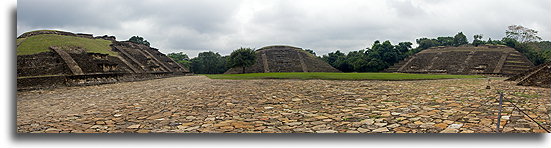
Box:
17 30 190 90
316 130 338 133
373 127 389 133
16 76 550 133
127 124 141 129
507 61 550 88
224 45 340 74
385 45 534 76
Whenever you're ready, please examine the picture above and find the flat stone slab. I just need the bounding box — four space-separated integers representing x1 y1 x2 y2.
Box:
16 76 550 133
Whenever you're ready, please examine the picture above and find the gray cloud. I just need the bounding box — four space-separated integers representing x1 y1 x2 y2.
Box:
17 0 551 57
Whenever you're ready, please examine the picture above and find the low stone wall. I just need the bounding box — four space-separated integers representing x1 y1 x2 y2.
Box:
17 72 188 91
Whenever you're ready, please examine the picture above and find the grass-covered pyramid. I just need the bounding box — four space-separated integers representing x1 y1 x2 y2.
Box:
17 30 190 90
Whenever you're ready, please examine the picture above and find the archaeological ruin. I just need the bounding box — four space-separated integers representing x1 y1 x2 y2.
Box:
17 30 190 90
385 45 534 76
507 61 550 88
224 45 341 74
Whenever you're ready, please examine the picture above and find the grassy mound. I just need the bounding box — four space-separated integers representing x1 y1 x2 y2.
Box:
205 72 485 80
16 34 116 56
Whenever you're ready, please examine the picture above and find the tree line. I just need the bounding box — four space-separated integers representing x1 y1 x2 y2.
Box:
321 32 473 72
321 25 550 72
163 25 549 74
167 48 256 74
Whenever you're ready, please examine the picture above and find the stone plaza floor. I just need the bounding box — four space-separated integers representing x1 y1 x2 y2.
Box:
16 76 551 133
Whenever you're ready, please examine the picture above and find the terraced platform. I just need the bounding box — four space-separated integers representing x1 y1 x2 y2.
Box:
385 45 534 76
16 30 190 90
224 45 340 74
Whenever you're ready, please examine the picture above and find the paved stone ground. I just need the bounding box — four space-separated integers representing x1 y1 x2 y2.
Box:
17 76 551 133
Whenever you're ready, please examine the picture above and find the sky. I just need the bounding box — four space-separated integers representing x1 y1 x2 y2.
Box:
17 0 551 57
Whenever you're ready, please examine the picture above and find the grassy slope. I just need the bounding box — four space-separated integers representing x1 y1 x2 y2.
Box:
205 72 485 80
16 34 116 56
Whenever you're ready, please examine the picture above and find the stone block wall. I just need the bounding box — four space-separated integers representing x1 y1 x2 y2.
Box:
264 48 305 72
386 46 534 76
17 52 71 77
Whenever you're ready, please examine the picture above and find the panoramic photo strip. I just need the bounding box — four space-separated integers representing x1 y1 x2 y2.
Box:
16 0 550 133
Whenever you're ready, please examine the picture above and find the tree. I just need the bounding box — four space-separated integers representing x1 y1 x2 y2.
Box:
190 51 228 74
505 25 542 43
167 52 189 61
167 52 191 69
436 37 454 46
227 48 257 74
473 34 485 46
304 49 316 56
453 32 468 46
346 50 370 72
416 38 440 49
128 36 151 46
321 50 353 72
396 42 413 53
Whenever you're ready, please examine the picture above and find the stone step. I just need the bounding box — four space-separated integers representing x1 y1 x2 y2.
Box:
503 62 532 65
501 69 530 74
50 46 84 75
502 65 530 68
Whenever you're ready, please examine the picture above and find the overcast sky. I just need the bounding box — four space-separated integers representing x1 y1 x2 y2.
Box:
17 0 550 57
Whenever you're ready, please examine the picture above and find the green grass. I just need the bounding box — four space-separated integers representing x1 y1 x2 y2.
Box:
512 92 540 98
16 34 116 56
204 72 485 81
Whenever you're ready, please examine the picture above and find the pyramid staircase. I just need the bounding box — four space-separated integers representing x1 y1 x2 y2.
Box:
500 53 534 76
384 56 413 72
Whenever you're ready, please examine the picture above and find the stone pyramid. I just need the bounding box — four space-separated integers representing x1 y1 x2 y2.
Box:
224 45 340 74
17 30 190 90
385 45 534 76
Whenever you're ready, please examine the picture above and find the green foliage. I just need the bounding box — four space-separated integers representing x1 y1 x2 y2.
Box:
321 40 412 72
545 50 551 62
414 33 468 50
167 52 191 69
501 38 547 65
205 72 484 80
16 34 116 56
534 41 551 51
486 38 505 45
320 27 550 71
473 34 485 46
436 37 455 46
453 32 468 46
321 50 353 72
416 38 440 50
304 49 316 56
167 52 190 61
227 48 257 73
396 42 413 53
190 51 228 74
512 92 540 99
128 36 151 46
